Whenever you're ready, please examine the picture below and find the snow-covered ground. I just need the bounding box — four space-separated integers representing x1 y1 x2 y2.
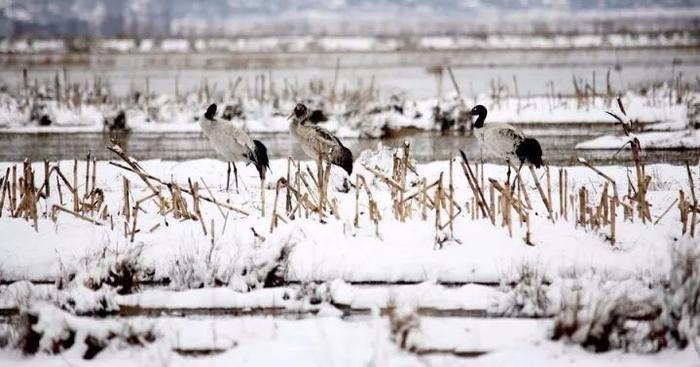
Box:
1 304 694 367
0 156 694 282
0 306 696 367
0 145 698 365
577 129 700 150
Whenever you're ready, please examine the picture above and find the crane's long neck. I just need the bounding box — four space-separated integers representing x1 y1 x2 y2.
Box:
474 111 486 129
199 117 215 135
289 117 306 138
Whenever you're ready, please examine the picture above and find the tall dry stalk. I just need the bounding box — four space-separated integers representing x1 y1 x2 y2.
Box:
686 161 698 237
459 151 493 223
529 165 554 221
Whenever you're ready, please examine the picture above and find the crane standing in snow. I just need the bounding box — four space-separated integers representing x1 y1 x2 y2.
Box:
287 103 354 176
467 104 543 185
288 103 353 215
200 103 270 193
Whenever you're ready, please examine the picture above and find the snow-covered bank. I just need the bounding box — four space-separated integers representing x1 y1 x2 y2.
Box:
3 32 698 54
0 151 698 365
577 129 700 150
0 157 695 283
2 303 695 367
0 90 695 141
0 299 696 366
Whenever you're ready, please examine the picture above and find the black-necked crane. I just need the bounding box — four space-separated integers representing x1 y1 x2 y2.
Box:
288 103 353 217
200 103 270 193
287 103 353 176
467 104 543 184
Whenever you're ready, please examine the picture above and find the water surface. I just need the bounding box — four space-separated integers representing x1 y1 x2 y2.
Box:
1 131 696 166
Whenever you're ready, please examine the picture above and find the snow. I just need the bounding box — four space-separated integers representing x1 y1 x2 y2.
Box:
1 12 699 365
327 280 499 310
0 39 65 54
0 157 694 284
317 37 378 52
577 130 700 150
0 150 698 365
479 94 688 127
0 88 693 146
98 39 136 53
160 39 190 53
117 287 296 310
1 33 698 54
0 305 697 366
109 281 501 313
138 39 154 53
417 33 699 51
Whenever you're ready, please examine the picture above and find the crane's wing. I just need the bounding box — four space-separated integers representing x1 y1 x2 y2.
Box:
496 126 524 141
312 125 341 144
229 123 256 151
212 116 256 151
494 124 525 148
481 124 525 159
307 125 345 153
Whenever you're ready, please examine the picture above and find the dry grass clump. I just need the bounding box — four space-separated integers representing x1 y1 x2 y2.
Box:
0 323 16 350
13 305 156 359
17 244 152 315
655 237 700 354
551 237 700 356
387 301 421 351
294 282 331 305
167 232 295 291
262 243 294 288
0 244 148 316
76 245 151 295
551 291 638 352
16 311 73 355
494 262 551 318
0 279 118 317
102 247 147 295
82 324 156 360
167 245 236 290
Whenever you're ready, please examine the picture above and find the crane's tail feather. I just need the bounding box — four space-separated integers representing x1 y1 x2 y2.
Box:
204 104 217 120
251 139 270 180
516 138 543 169
332 146 354 176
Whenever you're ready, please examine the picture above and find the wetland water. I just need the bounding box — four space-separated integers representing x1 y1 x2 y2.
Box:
1 47 700 98
1 130 697 165
1 46 698 164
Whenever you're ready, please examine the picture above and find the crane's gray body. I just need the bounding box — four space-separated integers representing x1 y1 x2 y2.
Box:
288 104 354 175
200 104 269 182
475 122 525 163
290 119 338 160
200 115 256 164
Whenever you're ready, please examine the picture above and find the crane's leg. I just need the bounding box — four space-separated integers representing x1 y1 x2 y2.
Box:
317 154 325 218
232 161 239 194
226 162 232 192
506 159 512 185
260 175 265 218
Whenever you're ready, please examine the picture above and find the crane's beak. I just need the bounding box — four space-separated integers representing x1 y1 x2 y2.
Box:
286 112 294 120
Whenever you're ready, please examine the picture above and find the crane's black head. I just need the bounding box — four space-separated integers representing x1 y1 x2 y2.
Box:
204 104 217 120
291 103 308 119
516 137 543 169
470 105 487 128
